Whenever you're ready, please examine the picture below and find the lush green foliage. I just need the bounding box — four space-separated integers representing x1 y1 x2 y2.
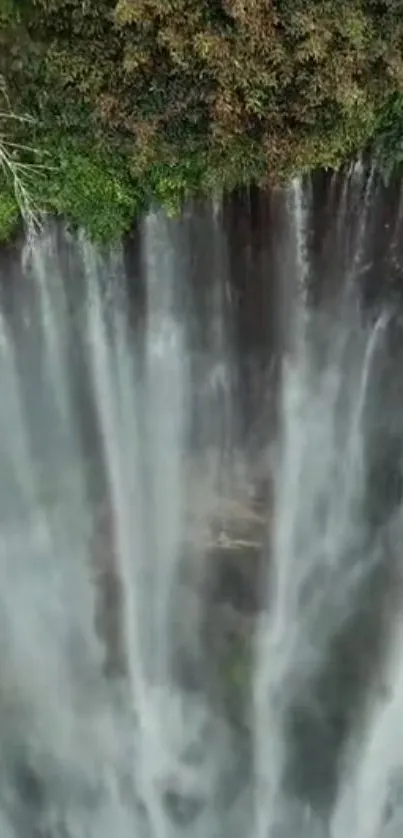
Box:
1 0 403 239
0 178 19 241
375 93 403 180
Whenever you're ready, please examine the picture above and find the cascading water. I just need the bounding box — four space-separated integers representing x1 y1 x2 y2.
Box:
0 170 403 838
0 209 241 838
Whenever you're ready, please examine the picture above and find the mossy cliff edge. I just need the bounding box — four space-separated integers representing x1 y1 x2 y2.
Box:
1 0 403 241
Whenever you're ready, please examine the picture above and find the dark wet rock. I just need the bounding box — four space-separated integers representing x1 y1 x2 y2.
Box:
163 788 205 826
205 543 263 614
202 486 271 621
15 763 45 812
172 645 206 693
202 600 254 731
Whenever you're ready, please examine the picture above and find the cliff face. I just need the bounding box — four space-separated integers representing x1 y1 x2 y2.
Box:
1 168 403 696
1 162 403 833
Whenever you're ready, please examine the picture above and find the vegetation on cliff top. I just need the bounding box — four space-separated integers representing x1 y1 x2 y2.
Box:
1 0 403 240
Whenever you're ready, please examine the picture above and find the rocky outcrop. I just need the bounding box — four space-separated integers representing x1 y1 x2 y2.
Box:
91 478 272 732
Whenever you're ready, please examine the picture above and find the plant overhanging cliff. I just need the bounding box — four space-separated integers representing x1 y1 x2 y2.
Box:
1 0 403 240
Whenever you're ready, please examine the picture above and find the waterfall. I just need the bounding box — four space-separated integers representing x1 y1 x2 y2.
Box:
0 172 403 837
290 176 311 303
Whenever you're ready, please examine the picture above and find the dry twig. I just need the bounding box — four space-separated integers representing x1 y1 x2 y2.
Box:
0 77 44 233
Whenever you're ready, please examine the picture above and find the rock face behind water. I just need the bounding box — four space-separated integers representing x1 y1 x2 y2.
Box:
91 475 271 735
204 493 269 612
3 166 403 836
199 490 270 728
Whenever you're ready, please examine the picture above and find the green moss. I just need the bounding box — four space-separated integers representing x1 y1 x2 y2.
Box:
373 93 403 181
227 651 249 690
0 0 16 23
37 137 145 241
223 632 251 691
0 180 19 241
220 629 252 727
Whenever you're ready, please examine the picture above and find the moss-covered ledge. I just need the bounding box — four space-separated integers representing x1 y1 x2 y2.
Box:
2 1 403 242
